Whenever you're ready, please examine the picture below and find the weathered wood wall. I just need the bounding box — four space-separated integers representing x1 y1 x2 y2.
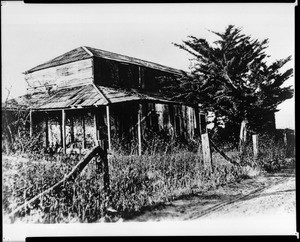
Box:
34 109 97 150
32 102 198 153
25 59 93 94
93 57 175 92
110 102 196 144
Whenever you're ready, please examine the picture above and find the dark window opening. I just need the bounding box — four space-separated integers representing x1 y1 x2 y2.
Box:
94 58 119 87
143 68 157 91
119 63 139 89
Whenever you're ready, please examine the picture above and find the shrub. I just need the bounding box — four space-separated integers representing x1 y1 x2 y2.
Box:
236 133 290 173
256 134 288 172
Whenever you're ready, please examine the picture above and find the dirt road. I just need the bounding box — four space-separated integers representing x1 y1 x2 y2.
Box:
127 167 296 222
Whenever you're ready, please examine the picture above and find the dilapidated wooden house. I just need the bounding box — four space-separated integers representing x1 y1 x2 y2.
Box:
4 46 206 154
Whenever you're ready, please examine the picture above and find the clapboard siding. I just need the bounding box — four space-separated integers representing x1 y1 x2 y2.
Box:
25 59 93 94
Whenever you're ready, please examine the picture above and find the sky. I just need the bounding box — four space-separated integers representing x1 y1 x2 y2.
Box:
1 2 295 129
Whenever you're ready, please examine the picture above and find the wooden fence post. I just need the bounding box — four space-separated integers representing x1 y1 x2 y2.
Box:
252 134 259 160
8 145 106 219
201 133 213 172
239 119 248 153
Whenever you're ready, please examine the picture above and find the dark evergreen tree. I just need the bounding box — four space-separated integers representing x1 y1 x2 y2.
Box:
158 25 293 143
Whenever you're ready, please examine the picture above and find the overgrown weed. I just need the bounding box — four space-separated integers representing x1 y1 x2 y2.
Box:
2 132 292 223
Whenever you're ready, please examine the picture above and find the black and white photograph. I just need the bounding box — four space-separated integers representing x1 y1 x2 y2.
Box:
2 2 296 240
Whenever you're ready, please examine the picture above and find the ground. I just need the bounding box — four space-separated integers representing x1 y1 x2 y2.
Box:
126 166 296 222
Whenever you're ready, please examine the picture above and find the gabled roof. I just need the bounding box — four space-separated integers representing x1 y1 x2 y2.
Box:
84 46 182 75
3 84 179 111
24 46 182 75
24 47 91 74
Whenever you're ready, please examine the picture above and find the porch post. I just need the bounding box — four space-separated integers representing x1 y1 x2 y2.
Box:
194 105 201 137
137 103 142 156
82 114 86 149
106 105 112 151
94 111 99 146
70 115 74 144
29 110 33 137
62 109 66 154
45 113 49 148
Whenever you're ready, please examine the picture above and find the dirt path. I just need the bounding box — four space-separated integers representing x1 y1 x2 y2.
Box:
126 167 296 222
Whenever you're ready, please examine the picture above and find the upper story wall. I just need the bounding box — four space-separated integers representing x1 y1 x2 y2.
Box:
93 57 176 92
25 54 178 95
25 58 93 94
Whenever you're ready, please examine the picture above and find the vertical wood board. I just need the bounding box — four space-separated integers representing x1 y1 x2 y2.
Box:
137 103 142 156
106 106 112 151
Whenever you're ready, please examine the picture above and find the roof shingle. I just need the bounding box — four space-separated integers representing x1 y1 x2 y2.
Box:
3 85 178 111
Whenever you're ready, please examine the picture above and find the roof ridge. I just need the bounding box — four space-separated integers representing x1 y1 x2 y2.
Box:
83 46 182 74
81 46 94 57
24 46 183 75
92 83 110 105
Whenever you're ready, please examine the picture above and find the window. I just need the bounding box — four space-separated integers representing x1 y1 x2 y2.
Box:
119 63 139 88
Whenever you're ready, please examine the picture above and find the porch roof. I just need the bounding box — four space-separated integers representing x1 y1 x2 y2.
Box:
3 84 179 111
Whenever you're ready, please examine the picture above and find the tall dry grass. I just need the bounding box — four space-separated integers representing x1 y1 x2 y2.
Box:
2 133 293 223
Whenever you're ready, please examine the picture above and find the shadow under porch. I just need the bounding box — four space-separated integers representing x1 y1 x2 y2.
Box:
29 101 203 155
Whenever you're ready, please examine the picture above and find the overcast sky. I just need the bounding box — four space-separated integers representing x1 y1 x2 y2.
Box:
2 2 295 129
